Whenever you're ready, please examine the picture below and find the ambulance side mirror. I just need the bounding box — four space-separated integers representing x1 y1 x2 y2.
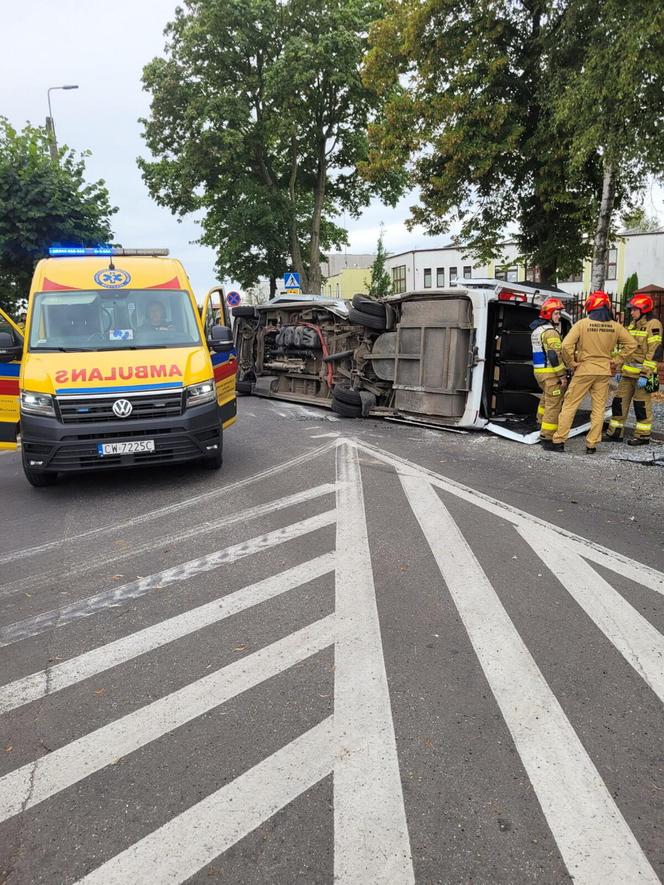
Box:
208 324 233 353
0 331 22 363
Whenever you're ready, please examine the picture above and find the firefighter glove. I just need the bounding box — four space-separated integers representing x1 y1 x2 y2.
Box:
637 376 648 389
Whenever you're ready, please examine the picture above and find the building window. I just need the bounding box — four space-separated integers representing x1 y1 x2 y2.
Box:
449 266 458 285
392 265 407 295
560 270 583 283
423 268 432 288
506 266 518 283
606 248 617 280
525 265 542 284
436 267 445 287
495 266 506 281
463 266 472 279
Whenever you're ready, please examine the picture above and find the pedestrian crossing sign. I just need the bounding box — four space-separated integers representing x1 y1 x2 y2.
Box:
283 272 301 290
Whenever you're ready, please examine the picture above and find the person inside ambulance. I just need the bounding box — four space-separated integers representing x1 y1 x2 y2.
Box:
139 300 175 335
549 291 637 454
530 297 567 443
604 292 663 446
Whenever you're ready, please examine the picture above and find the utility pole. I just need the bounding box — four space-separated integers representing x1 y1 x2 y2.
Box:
46 84 79 161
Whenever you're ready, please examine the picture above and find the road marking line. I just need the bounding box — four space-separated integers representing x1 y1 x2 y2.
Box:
0 483 336 601
310 432 341 438
353 438 664 594
74 716 334 885
0 554 335 715
2 439 337 564
0 511 336 648
0 615 335 824
399 472 658 885
518 524 664 704
334 442 414 883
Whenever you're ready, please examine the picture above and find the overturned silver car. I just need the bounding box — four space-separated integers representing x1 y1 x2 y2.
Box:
232 280 594 443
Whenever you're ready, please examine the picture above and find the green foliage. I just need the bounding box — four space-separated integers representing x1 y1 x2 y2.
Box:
621 272 639 310
362 0 601 282
0 118 115 314
367 226 391 298
140 0 402 294
621 206 660 233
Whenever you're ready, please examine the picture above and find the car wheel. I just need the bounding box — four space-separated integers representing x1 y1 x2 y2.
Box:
236 379 254 395
232 306 256 318
352 295 387 318
22 450 57 487
333 384 362 406
348 307 387 331
331 398 362 418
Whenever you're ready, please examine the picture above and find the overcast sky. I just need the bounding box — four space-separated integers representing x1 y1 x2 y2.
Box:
1 0 446 299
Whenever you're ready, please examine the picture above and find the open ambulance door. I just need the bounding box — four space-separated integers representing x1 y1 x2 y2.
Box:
200 287 237 429
0 308 23 452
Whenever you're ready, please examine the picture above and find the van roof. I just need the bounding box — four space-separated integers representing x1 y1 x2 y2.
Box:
30 255 192 296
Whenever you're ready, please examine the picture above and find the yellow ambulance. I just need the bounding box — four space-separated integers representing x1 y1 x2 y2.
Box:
0 247 236 486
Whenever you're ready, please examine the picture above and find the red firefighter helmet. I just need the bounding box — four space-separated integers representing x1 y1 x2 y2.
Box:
585 290 611 312
628 292 654 314
539 297 565 320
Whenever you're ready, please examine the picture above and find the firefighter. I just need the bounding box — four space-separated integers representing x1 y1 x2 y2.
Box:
530 297 568 442
549 291 636 453
604 292 663 446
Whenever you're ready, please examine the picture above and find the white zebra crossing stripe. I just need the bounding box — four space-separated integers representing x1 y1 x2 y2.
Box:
0 615 335 824
518 524 664 704
0 554 335 715
356 439 664 595
398 471 659 884
74 717 334 885
0 482 337 601
0 510 336 648
334 442 414 884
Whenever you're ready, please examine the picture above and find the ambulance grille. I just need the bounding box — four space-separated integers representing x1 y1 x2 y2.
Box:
57 390 184 423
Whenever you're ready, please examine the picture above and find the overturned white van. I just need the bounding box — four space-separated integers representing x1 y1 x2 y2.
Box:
232 280 595 443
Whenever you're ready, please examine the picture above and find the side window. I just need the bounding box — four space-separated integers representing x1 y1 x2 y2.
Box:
0 318 17 342
392 265 407 295
449 266 458 285
436 267 445 287
423 268 432 288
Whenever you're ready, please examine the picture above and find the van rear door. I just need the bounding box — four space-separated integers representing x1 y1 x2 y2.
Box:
0 308 23 451
201 287 237 428
391 296 474 421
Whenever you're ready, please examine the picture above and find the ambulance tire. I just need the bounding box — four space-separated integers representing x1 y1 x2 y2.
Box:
347 307 387 331
332 384 362 406
331 398 362 418
22 450 57 487
351 295 387 318
232 306 256 318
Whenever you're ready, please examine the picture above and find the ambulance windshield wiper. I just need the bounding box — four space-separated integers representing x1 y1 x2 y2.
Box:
32 346 100 352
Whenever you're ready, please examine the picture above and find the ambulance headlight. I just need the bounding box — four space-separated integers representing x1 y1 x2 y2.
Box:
186 380 216 407
20 391 56 417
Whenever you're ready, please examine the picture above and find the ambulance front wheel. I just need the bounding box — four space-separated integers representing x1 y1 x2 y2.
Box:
22 449 58 487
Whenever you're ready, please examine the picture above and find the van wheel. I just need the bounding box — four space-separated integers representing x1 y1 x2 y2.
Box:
333 384 362 406
22 451 57 487
331 398 362 418
232 306 256 318
236 380 254 395
348 307 387 331
352 295 387 318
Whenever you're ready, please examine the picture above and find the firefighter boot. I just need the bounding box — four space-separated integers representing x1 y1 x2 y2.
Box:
627 437 650 447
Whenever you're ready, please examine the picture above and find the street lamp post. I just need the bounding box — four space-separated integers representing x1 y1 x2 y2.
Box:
46 84 79 161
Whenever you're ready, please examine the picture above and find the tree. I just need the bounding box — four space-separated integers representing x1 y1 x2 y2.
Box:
140 0 403 295
621 206 660 233
554 0 664 290
362 0 601 284
366 225 391 298
621 271 639 311
0 118 116 314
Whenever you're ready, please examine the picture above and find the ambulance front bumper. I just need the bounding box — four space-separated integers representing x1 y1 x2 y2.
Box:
20 401 228 472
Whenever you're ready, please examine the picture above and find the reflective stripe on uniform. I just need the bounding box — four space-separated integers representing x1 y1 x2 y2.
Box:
537 404 545 416
643 359 658 370
533 366 560 375
608 418 624 428
630 330 648 338
635 422 652 432
541 422 558 431
647 334 662 344
622 364 642 375
551 388 562 396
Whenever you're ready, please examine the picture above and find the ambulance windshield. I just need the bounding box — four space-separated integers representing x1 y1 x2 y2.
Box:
28 290 202 351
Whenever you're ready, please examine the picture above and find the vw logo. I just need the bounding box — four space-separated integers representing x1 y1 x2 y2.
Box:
112 399 133 418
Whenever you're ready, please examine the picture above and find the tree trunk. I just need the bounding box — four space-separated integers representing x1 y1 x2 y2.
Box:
590 160 616 292
307 146 326 295
287 138 309 291
269 274 276 299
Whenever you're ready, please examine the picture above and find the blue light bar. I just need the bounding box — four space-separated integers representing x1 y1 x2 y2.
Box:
48 246 113 257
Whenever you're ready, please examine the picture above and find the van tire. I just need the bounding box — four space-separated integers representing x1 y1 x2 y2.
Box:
22 451 57 487
352 295 386 318
236 380 254 395
348 307 387 331
232 306 256 318
333 384 362 406
331 399 362 418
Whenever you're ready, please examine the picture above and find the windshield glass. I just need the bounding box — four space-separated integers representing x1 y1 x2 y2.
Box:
28 290 202 352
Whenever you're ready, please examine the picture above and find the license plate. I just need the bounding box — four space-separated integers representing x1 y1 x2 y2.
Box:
97 440 156 456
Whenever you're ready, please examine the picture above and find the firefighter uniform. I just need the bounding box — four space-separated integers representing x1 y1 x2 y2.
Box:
552 294 636 450
530 303 567 440
605 310 663 443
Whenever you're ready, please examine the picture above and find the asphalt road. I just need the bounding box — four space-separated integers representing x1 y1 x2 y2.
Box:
1 399 663 885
